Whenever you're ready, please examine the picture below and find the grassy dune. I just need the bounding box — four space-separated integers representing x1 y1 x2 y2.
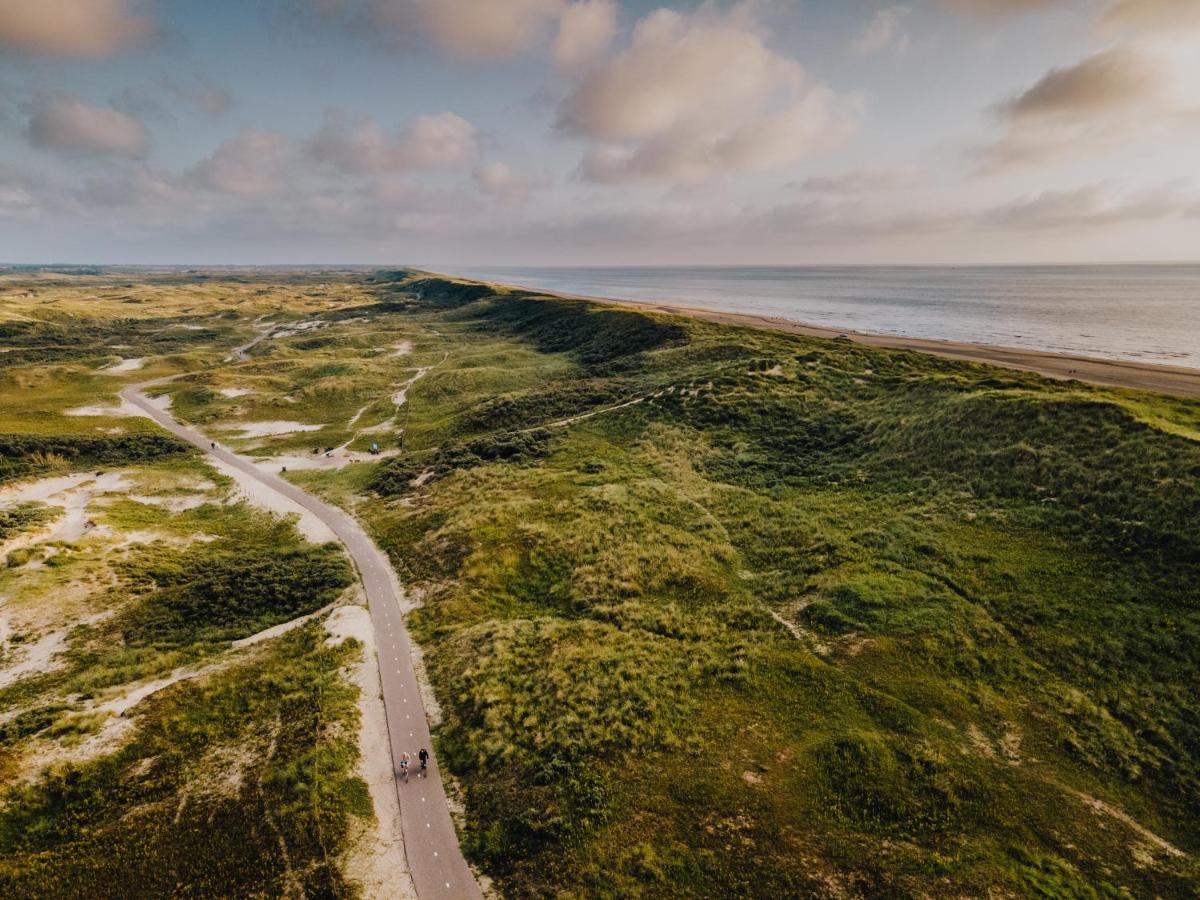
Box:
356 274 1199 897
1 269 1196 897
0 274 373 897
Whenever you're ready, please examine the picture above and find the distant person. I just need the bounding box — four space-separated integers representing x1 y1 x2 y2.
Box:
210 441 216 449
418 748 429 775
399 751 411 781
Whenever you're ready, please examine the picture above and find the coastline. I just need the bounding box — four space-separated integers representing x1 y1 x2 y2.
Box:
424 270 1200 399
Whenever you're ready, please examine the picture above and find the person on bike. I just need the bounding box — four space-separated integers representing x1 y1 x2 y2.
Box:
399 751 411 780
418 748 429 775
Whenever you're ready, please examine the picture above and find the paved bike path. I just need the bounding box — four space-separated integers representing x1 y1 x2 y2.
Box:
121 382 482 900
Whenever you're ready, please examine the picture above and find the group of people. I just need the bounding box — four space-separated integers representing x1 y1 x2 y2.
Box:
398 748 429 781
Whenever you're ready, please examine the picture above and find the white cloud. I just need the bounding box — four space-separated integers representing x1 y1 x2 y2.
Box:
369 0 566 59
559 5 857 183
1103 0 1200 32
853 6 911 55
188 129 294 196
0 0 152 58
552 0 617 68
308 112 478 174
474 161 543 202
975 44 1186 172
800 168 917 194
26 96 151 158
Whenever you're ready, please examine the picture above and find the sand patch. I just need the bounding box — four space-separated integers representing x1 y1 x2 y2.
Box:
0 471 132 544
0 609 112 690
390 341 413 358
232 600 342 650
101 357 145 374
64 398 141 418
260 448 398 473
218 387 253 398
127 494 208 512
392 365 434 408
209 456 335 543
0 626 70 689
359 417 396 435
228 420 324 439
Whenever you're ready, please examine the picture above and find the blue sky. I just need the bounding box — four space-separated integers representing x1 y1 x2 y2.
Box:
1 0 1198 265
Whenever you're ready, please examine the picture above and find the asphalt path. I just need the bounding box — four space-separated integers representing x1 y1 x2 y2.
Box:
121 374 482 900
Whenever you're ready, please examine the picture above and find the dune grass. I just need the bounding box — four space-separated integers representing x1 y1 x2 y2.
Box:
355 274 1200 897
3 268 1196 897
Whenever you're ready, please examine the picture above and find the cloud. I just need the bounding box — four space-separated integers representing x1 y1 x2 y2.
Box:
799 168 916 194
26 96 151 159
365 0 565 59
559 5 857 183
945 0 1200 32
0 0 152 58
852 6 910 55
552 0 617 68
996 46 1162 121
940 0 1065 17
981 180 1194 229
474 161 543 202
187 129 294 196
163 76 234 118
308 112 478 174
975 44 1180 172
1103 0 1200 31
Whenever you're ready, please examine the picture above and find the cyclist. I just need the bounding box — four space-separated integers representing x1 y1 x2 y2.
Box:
399 751 411 781
418 748 429 776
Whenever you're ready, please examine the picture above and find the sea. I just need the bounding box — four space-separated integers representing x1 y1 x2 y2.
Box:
448 265 1200 369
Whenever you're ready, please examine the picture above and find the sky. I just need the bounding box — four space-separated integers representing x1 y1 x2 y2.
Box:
0 0 1198 266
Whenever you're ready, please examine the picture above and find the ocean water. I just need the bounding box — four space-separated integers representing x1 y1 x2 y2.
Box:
449 265 1200 369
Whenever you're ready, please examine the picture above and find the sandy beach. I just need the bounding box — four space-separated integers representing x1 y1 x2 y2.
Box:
429 272 1200 399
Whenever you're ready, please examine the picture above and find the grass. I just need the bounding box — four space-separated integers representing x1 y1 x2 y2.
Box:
0 626 367 898
2 268 1197 897
0 284 374 897
353 273 1200 896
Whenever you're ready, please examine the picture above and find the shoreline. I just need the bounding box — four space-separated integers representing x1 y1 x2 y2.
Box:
424 270 1200 399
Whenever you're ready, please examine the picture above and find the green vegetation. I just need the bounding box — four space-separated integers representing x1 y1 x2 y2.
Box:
0 433 192 485
115 529 351 649
0 626 366 898
2 268 1196 897
357 274 1199 896
0 503 53 541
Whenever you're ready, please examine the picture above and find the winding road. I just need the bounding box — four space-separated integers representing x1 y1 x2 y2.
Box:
121 356 482 899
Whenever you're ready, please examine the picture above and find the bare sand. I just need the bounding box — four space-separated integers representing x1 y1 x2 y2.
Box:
257 447 399 473
610 298 1200 399
100 357 145 374
227 420 324 439
209 456 336 543
428 271 1200 399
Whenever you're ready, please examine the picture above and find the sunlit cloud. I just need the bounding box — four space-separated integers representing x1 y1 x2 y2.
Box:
0 0 153 58
26 95 151 158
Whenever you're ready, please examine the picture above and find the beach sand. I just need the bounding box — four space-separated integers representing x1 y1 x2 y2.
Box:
424 271 1200 399
633 302 1200 399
